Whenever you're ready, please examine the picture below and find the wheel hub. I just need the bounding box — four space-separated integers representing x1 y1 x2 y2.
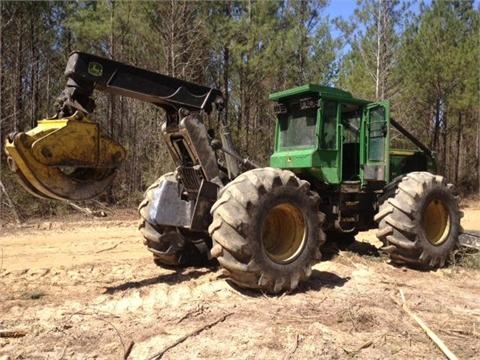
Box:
422 199 451 245
262 203 307 264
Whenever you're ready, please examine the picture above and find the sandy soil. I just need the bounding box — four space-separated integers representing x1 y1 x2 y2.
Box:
0 207 479 360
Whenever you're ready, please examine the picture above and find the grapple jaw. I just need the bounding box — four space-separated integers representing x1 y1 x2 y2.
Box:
4 113 126 201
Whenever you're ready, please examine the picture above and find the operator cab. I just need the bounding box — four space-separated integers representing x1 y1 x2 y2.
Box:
270 84 389 188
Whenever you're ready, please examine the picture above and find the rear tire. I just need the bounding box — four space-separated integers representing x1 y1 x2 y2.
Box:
138 172 211 267
209 168 325 293
375 172 463 268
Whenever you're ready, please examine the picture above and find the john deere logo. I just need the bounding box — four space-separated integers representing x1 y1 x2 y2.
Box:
88 62 103 77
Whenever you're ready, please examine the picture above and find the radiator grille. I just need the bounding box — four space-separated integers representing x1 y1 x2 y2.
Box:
177 166 203 193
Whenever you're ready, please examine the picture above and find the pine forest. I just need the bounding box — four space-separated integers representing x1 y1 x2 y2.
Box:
0 0 479 219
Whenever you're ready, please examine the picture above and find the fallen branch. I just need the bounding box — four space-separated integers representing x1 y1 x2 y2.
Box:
149 313 233 360
57 345 67 360
342 340 373 356
347 308 359 332
124 340 135 359
92 199 112 212
398 289 458 360
175 305 204 324
439 329 470 338
0 329 27 338
96 242 123 253
66 201 107 217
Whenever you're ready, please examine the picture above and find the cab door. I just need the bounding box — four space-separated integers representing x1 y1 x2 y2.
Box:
362 101 390 184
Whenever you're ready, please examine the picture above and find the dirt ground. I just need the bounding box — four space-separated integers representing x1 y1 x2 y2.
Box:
0 206 479 360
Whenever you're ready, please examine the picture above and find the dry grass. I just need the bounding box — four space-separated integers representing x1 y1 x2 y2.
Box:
454 248 480 270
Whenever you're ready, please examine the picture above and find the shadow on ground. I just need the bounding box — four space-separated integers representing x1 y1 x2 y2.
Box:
322 238 381 261
298 270 350 292
103 265 219 294
225 270 350 297
103 238 374 296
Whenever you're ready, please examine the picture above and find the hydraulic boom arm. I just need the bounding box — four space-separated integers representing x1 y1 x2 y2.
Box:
57 52 224 122
4 52 228 201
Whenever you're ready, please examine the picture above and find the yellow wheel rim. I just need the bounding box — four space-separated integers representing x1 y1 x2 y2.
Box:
262 203 307 264
422 199 451 245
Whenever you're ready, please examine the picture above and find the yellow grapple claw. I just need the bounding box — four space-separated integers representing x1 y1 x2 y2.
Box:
4 113 126 201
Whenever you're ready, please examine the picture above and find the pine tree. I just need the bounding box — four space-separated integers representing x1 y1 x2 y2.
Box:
336 0 406 100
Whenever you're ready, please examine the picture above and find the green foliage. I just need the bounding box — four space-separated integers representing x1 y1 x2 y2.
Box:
399 1 474 106
1 0 338 218
393 0 479 185
337 0 479 191
65 1 113 55
337 47 376 100
336 0 406 100
1 0 479 222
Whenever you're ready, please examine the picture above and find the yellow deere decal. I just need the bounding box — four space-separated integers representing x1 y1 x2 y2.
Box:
88 62 103 77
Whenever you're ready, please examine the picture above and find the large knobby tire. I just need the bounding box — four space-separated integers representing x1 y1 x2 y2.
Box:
375 172 463 268
377 175 405 206
138 172 211 268
208 167 325 293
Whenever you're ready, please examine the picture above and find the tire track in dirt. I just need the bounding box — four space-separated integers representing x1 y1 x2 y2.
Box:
1 218 479 359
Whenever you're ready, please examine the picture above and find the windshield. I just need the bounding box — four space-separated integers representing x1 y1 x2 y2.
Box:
278 102 317 150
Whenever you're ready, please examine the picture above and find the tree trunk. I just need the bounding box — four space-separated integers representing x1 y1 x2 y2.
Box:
0 1 3 123
66 29 72 55
432 99 441 151
477 114 480 196
442 110 447 177
222 1 230 126
375 1 383 100
105 0 116 203
46 54 50 111
109 0 116 137
454 112 462 184
298 0 307 84
30 18 38 128
14 24 23 132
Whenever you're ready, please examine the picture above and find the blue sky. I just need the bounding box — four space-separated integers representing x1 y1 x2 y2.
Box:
325 0 480 20
323 0 479 56
325 0 356 20
324 0 424 22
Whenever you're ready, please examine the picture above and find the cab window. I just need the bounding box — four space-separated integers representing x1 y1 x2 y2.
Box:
322 101 337 149
278 101 317 150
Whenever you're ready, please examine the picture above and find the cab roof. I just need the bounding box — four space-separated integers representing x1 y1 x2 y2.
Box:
269 84 370 105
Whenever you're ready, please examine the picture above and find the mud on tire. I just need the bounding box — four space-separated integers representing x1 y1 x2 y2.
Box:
375 171 463 268
208 167 325 293
138 172 211 267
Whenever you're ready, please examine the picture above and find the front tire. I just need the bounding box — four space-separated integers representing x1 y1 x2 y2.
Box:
208 168 325 293
375 172 462 268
